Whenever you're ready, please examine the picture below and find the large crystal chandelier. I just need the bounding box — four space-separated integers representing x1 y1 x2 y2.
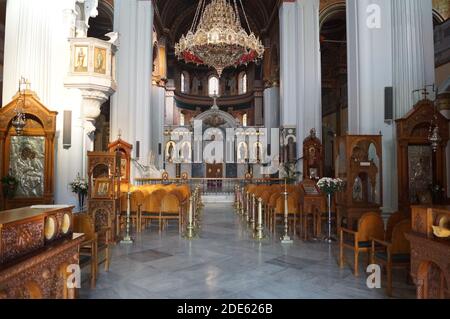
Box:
175 0 264 77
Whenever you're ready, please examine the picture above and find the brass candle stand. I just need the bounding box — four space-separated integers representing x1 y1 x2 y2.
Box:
254 197 266 240
184 196 196 239
281 183 293 244
250 194 256 230
120 191 134 244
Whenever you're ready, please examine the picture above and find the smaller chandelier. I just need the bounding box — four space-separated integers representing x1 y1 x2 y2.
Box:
175 0 265 77
12 77 29 136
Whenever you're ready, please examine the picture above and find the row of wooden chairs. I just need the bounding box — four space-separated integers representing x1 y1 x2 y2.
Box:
339 211 411 296
119 184 191 234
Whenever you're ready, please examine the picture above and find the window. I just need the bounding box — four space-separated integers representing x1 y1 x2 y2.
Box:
181 71 189 93
242 113 248 127
180 112 185 126
238 72 247 94
208 76 219 96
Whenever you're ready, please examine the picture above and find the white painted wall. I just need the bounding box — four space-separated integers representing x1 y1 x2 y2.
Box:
3 0 85 209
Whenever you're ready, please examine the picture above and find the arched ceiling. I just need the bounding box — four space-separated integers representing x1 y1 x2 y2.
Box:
154 0 279 45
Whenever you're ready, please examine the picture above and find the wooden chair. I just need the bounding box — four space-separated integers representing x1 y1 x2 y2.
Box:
73 213 98 288
371 219 412 296
141 189 166 230
385 211 408 241
267 191 282 231
339 212 384 276
160 193 182 234
272 193 299 236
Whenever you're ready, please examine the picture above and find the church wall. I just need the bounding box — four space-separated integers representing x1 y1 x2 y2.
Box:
2 0 85 208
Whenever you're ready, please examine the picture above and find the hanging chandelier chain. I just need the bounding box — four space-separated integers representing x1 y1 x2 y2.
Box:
190 0 204 32
238 0 252 33
233 0 241 26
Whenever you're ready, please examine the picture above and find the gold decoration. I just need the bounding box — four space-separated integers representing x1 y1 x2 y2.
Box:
175 0 264 77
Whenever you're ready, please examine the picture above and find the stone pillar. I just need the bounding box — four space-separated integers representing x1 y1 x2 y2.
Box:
346 0 395 212
279 1 298 128
263 86 280 131
392 0 435 118
392 0 435 210
2 0 86 208
296 0 322 160
254 86 264 126
165 80 176 126
111 0 153 180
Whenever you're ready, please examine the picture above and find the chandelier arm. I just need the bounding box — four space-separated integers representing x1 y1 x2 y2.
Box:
238 0 252 33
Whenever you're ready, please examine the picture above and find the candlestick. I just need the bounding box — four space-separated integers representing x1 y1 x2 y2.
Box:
281 186 293 244
254 197 265 240
120 191 134 244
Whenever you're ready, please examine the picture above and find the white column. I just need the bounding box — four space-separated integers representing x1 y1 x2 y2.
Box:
392 0 435 118
263 86 280 130
296 0 322 158
346 0 395 212
2 0 86 208
152 85 165 169
254 88 264 126
165 80 176 126
112 0 153 180
279 1 298 128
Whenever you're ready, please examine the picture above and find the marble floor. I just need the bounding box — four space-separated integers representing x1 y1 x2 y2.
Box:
80 203 416 299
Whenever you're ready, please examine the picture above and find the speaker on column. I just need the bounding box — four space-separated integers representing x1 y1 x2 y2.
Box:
63 110 72 149
384 87 393 123
158 143 162 155
135 141 140 159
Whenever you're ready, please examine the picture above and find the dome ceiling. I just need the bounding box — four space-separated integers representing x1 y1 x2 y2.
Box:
154 0 279 45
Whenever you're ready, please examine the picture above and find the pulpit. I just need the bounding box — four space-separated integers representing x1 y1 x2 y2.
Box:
396 99 449 213
334 134 383 229
87 152 121 242
0 90 57 210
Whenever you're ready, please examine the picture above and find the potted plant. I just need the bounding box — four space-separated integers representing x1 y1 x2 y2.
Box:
70 174 89 211
1 174 18 199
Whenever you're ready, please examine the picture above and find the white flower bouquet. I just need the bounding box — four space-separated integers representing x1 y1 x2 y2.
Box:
70 174 89 196
317 177 345 195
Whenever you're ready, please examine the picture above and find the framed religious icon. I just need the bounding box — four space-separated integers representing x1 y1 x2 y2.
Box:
302 182 320 195
93 178 112 198
94 47 107 74
74 46 88 72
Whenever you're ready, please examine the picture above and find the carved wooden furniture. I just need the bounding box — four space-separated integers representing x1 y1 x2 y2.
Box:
0 90 57 210
0 205 83 299
371 219 412 296
303 129 324 180
396 99 449 213
299 179 327 240
87 152 120 242
108 138 133 184
334 134 383 229
339 212 385 276
73 212 111 289
73 213 97 288
406 205 450 299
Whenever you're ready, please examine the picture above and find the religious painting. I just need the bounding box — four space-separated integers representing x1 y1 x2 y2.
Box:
120 158 127 179
9 136 45 198
94 47 107 74
166 141 176 163
74 46 88 72
94 179 111 198
408 145 433 204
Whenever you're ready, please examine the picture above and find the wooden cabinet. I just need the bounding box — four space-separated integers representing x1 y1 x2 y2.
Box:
396 99 449 213
406 206 450 299
334 134 382 229
303 128 323 180
0 90 57 210
0 205 83 299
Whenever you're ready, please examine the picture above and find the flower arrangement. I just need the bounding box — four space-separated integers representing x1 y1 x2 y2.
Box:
1 174 18 199
69 174 89 196
317 177 345 195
